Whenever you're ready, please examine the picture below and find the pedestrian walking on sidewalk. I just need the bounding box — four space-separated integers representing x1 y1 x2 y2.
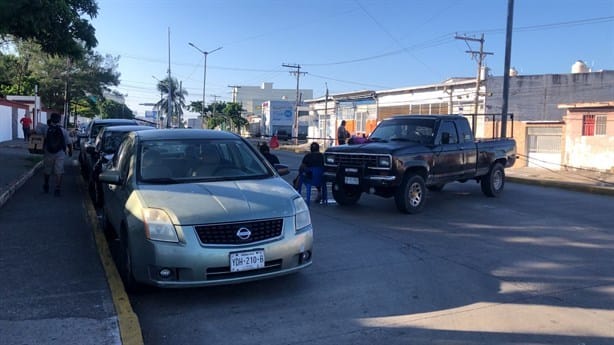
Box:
19 113 33 142
37 113 73 196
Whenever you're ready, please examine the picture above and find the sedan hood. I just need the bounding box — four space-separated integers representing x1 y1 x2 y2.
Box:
136 177 298 225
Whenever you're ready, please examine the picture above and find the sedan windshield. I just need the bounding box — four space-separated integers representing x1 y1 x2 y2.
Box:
139 139 271 183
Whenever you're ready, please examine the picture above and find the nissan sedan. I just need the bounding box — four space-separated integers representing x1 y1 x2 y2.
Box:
99 129 313 290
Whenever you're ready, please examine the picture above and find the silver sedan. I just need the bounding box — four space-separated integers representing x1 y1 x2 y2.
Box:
99 129 313 290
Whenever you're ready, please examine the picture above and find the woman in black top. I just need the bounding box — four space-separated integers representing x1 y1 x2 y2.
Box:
259 142 280 165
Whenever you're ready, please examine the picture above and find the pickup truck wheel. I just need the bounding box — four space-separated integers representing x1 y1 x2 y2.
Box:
481 162 505 197
332 182 361 206
395 174 426 214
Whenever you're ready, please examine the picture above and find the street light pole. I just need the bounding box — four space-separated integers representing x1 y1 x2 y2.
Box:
189 43 222 126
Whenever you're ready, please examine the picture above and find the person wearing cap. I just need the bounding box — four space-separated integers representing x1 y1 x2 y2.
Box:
38 113 73 196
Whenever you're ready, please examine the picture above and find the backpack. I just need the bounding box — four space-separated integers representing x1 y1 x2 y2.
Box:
45 125 66 154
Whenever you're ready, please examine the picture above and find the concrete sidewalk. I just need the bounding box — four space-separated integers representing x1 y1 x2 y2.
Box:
0 139 129 345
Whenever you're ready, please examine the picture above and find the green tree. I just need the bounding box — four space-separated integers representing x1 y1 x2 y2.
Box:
223 102 248 131
0 40 120 116
98 99 134 119
0 0 99 59
155 77 188 128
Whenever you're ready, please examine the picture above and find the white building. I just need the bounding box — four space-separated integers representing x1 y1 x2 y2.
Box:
230 82 313 116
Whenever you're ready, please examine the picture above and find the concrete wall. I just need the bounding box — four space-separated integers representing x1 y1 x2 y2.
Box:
563 108 614 172
0 100 29 142
486 71 614 122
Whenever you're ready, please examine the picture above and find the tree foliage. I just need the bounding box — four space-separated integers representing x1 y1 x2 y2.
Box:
99 99 134 119
155 77 188 127
0 40 121 118
204 102 247 131
0 0 99 59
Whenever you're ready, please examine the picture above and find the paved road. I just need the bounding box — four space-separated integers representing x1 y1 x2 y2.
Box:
128 150 614 345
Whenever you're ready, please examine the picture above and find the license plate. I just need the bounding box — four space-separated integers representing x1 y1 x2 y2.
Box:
230 250 265 272
344 176 359 185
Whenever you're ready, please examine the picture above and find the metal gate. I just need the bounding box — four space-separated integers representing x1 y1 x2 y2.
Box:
527 126 562 170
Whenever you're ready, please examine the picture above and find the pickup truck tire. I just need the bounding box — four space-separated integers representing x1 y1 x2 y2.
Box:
395 174 426 214
332 182 361 206
481 162 505 197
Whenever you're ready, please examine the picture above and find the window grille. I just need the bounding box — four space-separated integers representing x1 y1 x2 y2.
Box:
582 115 595 136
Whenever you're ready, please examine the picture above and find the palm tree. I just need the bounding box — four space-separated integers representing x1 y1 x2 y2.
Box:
154 77 188 127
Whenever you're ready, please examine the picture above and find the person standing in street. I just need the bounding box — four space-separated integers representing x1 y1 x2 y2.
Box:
19 113 33 142
337 120 350 145
295 142 325 202
38 113 73 196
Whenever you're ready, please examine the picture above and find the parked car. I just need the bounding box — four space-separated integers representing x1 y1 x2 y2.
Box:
99 129 313 290
78 118 139 179
87 125 155 207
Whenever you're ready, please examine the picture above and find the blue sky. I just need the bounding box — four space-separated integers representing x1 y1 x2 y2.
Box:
91 0 614 117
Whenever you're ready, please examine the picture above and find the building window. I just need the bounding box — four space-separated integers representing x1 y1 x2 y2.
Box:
582 115 595 136
583 114 607 136
595 115 607 135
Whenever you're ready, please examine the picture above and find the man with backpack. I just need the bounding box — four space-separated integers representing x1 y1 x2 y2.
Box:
39 113 73 196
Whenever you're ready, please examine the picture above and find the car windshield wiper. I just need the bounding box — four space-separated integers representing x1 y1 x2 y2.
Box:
141 177 180 184
369 137 388 143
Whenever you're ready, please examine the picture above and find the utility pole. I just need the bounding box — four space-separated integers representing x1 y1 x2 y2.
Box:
282 63 307 144
455 33 493 135
227 85 241 103
501 0 515 138
324 82 329 149
167 27 172 128
210 94 222 130
178 81 182 128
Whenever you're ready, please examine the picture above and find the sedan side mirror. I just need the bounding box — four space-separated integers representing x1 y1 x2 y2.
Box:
98 170 122 185
274 163 290 176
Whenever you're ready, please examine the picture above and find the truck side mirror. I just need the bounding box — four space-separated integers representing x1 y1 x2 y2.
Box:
441 132 450 145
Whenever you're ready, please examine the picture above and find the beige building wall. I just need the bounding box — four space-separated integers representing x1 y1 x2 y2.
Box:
562 103 614 172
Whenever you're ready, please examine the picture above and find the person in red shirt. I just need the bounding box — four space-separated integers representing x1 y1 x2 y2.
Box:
19 114 33 142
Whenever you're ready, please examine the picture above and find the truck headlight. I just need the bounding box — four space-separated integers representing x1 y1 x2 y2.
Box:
293 197 312 233
325 156 335 164
379 157 391 167
143 208 179 242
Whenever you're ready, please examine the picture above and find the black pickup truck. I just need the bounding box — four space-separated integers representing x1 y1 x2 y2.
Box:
323 115 516 213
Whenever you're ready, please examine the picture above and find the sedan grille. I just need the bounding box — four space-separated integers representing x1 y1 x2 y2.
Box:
195 219 283 245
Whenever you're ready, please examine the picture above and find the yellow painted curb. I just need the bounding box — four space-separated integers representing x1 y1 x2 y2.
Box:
79 177 144 345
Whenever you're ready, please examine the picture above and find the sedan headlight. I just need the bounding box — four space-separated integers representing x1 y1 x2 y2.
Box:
142 208 179 242
293 197 312 233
